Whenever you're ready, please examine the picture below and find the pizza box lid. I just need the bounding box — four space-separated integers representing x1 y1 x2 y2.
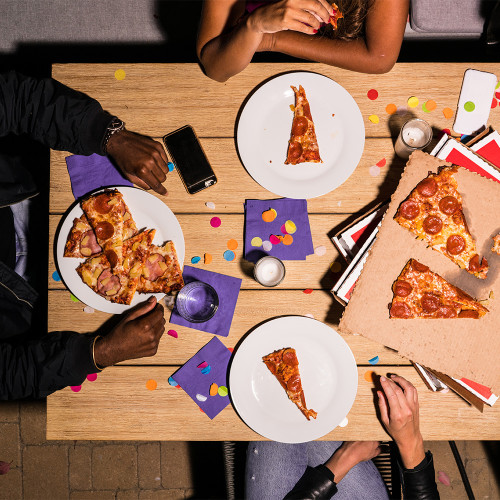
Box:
339 150 500 393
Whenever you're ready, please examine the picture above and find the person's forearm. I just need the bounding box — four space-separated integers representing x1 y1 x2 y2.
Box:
397 433 426 469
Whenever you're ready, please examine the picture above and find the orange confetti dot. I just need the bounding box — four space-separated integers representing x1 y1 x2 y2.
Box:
227 239 238 250
204 253 212 264
209 383 219 396
262 208 277 222
364 371 375 383
146 379 157 391
303 289 313 294
282 234 293 245
385 103 397 115
442 107 454 119
425 99 437 111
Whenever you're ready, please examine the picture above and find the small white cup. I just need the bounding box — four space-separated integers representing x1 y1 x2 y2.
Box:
253 256 286 287
394 118 433 159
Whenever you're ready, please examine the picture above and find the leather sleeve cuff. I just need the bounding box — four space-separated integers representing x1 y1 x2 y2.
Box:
400 451 440 500
284 464 338 500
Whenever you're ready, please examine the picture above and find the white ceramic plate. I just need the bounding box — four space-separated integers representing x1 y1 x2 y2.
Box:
55 186 185 314
229 316 358 443
236 71 365 199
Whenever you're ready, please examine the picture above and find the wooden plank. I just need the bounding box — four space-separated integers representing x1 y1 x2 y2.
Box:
49 137 404 213
47 289 407 366
51 63 500 139
46 365 500 441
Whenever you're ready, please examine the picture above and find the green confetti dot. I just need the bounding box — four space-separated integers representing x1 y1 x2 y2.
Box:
218 386 228 397
70 294 80 303
422 102 429 113
464 101 475 112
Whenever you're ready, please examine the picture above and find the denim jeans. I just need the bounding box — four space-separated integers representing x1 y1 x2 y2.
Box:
245 441 390 500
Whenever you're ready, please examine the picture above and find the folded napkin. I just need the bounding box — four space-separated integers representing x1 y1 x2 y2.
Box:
244 198 314 263
172 337 232 419
169 266 242 337
65 153 133 199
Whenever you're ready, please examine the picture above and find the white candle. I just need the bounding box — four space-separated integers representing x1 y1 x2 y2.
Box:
253 256 286 287
394 118 433 159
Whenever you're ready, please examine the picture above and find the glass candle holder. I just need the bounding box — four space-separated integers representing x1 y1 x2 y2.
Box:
394 118 433 159
253 256 286 287
175 281 219 323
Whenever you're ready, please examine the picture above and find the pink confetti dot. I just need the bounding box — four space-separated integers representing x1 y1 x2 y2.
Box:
303 289 313 294
280 224 288 235
86 373 98 382
167 329 178 338
210 217 221 228
197 361 209 368
376 158 386 168
269 235 280 245
492 98 498 109
70 386 82 392
367 89 378 100
437 471 451 486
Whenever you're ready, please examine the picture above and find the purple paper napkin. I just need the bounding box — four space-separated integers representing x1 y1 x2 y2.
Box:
172 337 232 419
169 266 242 337
244 198 314 263
65 153 133 199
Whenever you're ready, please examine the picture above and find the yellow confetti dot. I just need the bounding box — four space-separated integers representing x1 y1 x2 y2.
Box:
209 383 218 396
227 239 238 250
204 253 212 264
368 114 379 124
114 69 126 81
251 237 263 247
282 234 293 246
364 371 375 383
407 96 419 108
330 262 342 273
146 379 157 391
262 208 277 223
442 107 454 119
385 103 397 115
284 220 297 234
424 99 436 111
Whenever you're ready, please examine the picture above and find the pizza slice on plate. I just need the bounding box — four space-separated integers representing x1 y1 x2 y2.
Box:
262 347 317 420
329 2 343 29
136 240 184 295
394 166 488 279
76 253 116 298
492 233 500 255
64 214 102 258
390 258 488 319
285 86 323 165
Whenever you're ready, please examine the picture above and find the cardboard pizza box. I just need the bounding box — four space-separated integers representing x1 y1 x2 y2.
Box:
339 150 500 392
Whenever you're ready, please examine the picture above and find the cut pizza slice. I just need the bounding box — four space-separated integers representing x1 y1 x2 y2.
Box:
76 253 117 298
492 233 500 255
136 240 184 295
262 347 317 420
64 214 102 258
329 2 343 29
394 165 488 279
390 258 488 319
285 85 323 165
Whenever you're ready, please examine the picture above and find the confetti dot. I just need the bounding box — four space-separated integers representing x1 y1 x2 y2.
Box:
303 289 313 294
284 220 297 234
204 253 212 264
70 385 82 392
205 201 216 209
496 82 500 89
227 239 238 250
438 387 450 394
496 89 500 97
114 69 126 80
167 162 175 172
167 329 178 338
368 114 379 124
385 103 397 115
369 165 380 177
196 393 208 402
262 240 272 252
146 379 157 391
407 96 419 108
262 208 277 222
442 128 451 136
367 89 378 100
464 101 475 112
191 256 201 264
87 373 98 382
282 234 293 246
52 270 61 282
227 347 234 353
269 235 281 245
209 383 219 396
442 107 454 119
280 224 288 235
83 306 95 314
305 313 314 319
422 102 429 113
70 294 79 303
492 98 498 109
218 386 228 397
210 217 221 228
438 471 451 486
364 371 375 382
376 158 386 168
251 237 263 247
338 417 348 427
201 366 211 375
424 99 436 112
369 356 379 365
337 201 342 207
314 245 326 256
396 106 408 115
223 250 235 261
168 376 179 387
197 361 208 368
330 262 342 273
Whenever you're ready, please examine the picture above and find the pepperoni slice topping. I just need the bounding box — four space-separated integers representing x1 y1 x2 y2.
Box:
303 103 312 120
399 200 420 220
286 374 301 393
421 292 440 313
439 196 459 215
105 249 119 268
423 215 443 235
468 254 487 273
411 260 429 273
93 193 113 214
95 221 115 240
288 141 303 160
292 116 308 136
393 280 413 297
458 309 479 319
416 177 438 197
390 302 412 318
446 235 465 255
282 349 299 366
435 306 457 318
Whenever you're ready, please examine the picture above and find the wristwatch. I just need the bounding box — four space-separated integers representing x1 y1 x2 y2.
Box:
102 117 125 154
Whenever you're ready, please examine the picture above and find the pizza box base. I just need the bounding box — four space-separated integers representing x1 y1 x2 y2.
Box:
339 150 500 393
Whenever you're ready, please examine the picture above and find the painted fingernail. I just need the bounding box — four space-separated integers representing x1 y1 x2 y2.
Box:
313 29 318 33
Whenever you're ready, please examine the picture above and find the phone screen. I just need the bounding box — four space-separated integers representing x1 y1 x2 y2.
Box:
163 126 216 194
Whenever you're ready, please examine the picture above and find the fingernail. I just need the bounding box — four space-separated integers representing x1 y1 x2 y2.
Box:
380 376 386 382
313 29 318 33
390 374 396 378
148 296 156 303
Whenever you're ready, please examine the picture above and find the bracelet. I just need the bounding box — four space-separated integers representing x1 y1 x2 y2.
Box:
92 335 105 371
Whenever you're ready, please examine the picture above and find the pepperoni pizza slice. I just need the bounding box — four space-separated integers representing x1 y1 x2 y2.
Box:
394 166 488 279
329 2 343 29
262 347 317 421
136 241 184 295
285 86 323 165
64 214 102 258
390 258 488 319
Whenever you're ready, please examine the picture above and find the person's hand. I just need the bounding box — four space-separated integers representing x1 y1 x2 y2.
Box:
325 441 381 483
248 0 334 35
106 129 169 196
93 297 165 367
377 375 426 469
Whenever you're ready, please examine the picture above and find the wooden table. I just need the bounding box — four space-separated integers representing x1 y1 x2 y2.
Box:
47 62 500 441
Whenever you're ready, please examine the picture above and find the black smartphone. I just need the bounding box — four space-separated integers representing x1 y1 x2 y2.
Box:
163 125 217 194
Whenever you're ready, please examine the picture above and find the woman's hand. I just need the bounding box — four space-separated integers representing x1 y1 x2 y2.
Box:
248 0 334 35
377 375 426 469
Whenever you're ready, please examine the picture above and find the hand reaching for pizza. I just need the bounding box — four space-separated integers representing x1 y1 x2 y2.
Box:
106 129 169 196
247 0 333 35
93 296 165 367
377 375 426 469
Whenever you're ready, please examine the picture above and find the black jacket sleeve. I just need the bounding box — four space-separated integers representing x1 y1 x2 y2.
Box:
284 464 338 500
0 71 113 155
